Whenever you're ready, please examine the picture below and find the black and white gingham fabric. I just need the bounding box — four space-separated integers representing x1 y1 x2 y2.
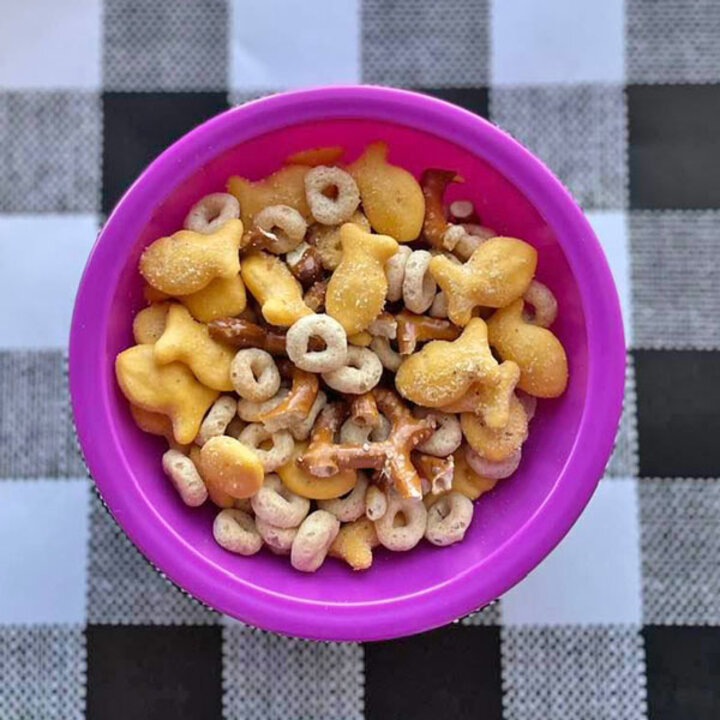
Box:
1 1 718 718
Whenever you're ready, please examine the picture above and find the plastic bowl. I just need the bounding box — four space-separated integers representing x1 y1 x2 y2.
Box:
69 86 625 642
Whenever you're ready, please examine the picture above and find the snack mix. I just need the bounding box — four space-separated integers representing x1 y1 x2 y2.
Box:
115 142 568 573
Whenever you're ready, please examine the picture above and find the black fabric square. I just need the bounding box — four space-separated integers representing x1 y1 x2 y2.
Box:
628 84 720 209
643 626 720 720
416 87 489 117
364 625 502 720
102 91 228 214
85 625 222 720
634 350 720 477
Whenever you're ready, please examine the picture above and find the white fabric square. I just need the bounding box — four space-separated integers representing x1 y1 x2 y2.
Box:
502 479 642 625
586 211 632 345
491 0 624 85
0 215 96 349
230 0 359 91
0 479 89 624
0 0 100 89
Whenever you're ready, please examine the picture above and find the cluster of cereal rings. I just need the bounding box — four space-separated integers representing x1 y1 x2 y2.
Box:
117 143 568 572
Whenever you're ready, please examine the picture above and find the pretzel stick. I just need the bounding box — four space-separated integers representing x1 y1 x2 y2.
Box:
421 169 461 248
396 310 461 355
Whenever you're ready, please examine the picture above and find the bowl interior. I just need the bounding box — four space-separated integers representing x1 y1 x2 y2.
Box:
105 118 587 605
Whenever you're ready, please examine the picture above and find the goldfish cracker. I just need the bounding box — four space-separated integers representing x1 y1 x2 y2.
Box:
132 302 170 344
129 404 174 443
286 146 344 166
325 224 398 335
395 318 502 408
115 344 218 445
428 237 537 326
154 304 235 391
347 141 424 242
199 436 264 499
348 331 372 347
143 284 170 304
241 251 313 327
487 298 568 398
440 361 520 429
277 441 358 500
139 219 244 296
451 448 498 500
308 210 371 270
179 274 246 322
329 516 379 571
227 165 311 227
190 445 234 508
460 395 528 462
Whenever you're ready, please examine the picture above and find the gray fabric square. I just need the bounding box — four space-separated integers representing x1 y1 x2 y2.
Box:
0 91 100 212
639 478 720 624
490 85 627 210
627 0 720 83
87 491 220 624
103 0 228 90
460 600 501 626
0 625 85 720
223 625 363 720
0 351 85 479
501 626 647 720
631 211 720 350
361 0 489 86
606 353 639 478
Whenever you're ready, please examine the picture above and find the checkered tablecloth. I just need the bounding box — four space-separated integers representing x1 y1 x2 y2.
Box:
1 1 718 718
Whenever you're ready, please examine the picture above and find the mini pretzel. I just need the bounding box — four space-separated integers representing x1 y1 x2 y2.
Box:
429 237 537 325
209 317 288 355
339 416 391 444
289 390 327 441
385 245 412 302
395 310 460 355
184 193 240 234
365 484 387 521
440 360 520 429
413 453 455 495
213 508 263 556
298 389 435 498
421 169 462 249
322 346 383 394
367 312 397 340
349 392 380 428
162 449 208 506
369 337 402 372
290 510 340 572
258 360 319 432
465 445 521 480
237 386 289 423
415 410 462 457
425 492 474 546
230 348 281 402
286 313 348 373
403 250 437 313
286 242 324 288
523 280 558 328
303 279 328 312
196 395 238 447
251 473 310 529
318 472 369 522
255 517 297 555
237 423 294 472
247 204 307 255
305 166 361 225
374 494 427 551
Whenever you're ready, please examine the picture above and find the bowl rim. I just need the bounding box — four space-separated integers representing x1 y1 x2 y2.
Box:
69 85 625 641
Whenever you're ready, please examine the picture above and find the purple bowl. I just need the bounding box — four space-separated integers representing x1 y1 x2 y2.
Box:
69 86 625 641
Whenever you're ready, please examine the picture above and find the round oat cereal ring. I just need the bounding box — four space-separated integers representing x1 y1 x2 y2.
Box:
304 166 360 225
